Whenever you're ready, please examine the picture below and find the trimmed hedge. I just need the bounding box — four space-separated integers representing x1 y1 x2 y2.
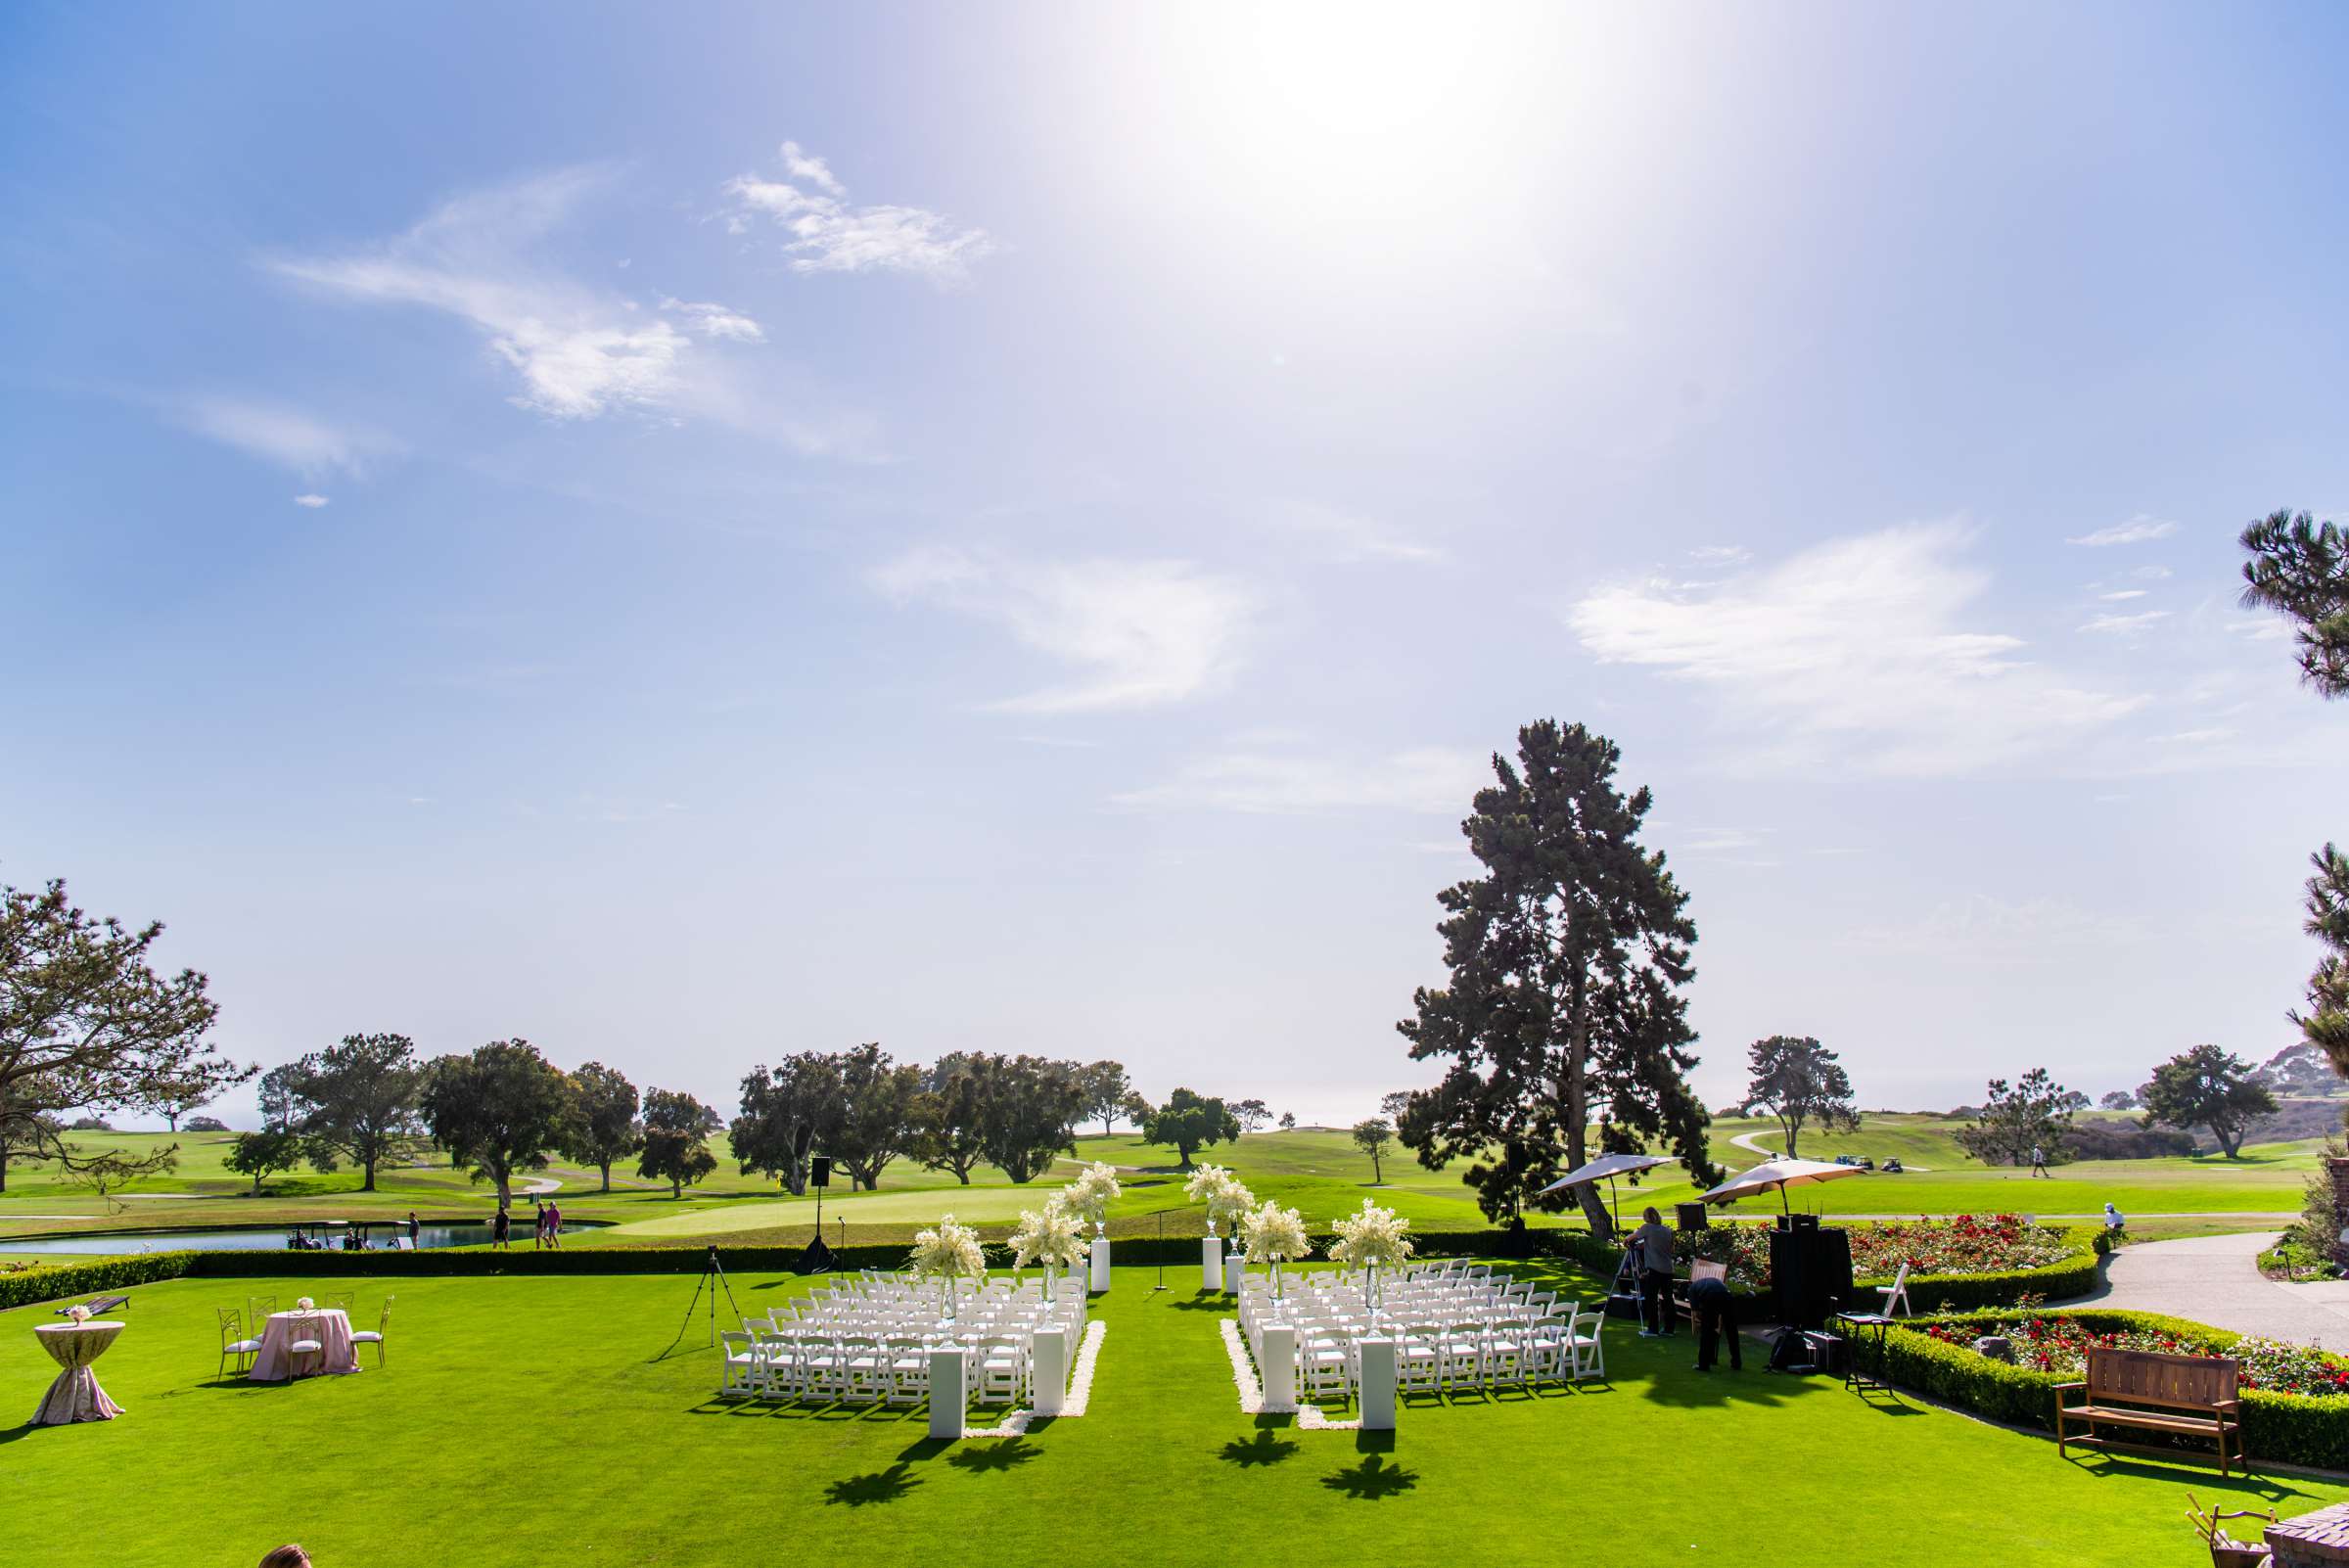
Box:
0 1251 203 1314
1849 1308 2349 1472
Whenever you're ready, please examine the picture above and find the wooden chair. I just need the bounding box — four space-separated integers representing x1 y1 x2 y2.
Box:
1674 1260 1729 1328
2056 1347 2245 1476
2187 1492 2274 1568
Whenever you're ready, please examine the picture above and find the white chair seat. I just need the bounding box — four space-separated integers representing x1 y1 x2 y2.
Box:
290 1340 323 1354
227 1338 264 1354
349 1331 384 1344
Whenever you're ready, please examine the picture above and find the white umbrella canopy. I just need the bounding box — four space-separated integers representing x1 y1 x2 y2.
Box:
1699 1158 1869 1214
1537 1153 1675 1196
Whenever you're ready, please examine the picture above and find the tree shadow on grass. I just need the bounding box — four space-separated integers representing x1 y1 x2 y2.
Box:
825 1463 922 1506
1168 1294 1229 1312
1321 1453 1418 1500
1221 1430 1300 1468
948 1438 1042 1474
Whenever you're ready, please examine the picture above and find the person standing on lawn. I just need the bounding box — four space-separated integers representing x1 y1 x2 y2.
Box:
1629 1206 1678 1338
1687 1271 1742 1371
2028 1144 2050 1177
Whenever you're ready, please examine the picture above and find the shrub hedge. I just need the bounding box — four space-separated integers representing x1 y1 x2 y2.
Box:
0 1251 205 1314
1849 1308 2349 1472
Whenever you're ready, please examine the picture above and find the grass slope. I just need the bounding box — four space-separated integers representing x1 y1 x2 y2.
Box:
5 1263 2342 1566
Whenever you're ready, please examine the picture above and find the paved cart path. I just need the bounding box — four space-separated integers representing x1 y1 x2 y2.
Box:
2079 1228 2349 1347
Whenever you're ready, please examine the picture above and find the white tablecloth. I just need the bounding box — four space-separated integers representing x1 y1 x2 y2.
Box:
33 1321 124 1424
249 1309 359 1381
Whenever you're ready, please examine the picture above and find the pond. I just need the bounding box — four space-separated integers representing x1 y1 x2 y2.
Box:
6 1220 607 1255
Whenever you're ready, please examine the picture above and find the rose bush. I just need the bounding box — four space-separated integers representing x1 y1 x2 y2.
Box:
1919 1313 2349 1398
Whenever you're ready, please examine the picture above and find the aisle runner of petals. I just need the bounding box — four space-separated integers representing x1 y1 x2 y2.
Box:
1219 1317 1359 1432
963 1320 1107 1439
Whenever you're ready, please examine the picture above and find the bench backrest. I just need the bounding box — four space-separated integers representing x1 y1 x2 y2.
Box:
2085 1345 2238 1408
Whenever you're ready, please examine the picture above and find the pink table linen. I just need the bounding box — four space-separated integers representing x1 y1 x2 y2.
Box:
33 1320 125 1424
249 1309 360 1382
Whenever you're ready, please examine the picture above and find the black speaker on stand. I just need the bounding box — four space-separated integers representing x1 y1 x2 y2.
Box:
798 1156 836 1274
1769 1225 1852 1331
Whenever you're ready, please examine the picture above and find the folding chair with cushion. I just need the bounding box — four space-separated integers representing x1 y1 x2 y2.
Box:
841 1336 889 1404
1437 1320 1484 1390
349 1296 392 1367
287 1312 325 1378
217 1309 264 1378
1485 1317 1530 1386
248 1295 279 1334
1525 1311 1570 1383
801 1336 848 1403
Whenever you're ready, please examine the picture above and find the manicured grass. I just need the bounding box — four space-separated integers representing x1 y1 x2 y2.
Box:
5 1261 2342 1566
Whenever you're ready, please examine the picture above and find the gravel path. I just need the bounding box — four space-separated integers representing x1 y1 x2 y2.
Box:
2080 1229 2349 1348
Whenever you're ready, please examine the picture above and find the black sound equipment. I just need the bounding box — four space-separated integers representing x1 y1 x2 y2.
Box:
1770 1226 1853 1331
1790 1212 1820 1232
809 1156 832 1189
1676 1203 1709 1230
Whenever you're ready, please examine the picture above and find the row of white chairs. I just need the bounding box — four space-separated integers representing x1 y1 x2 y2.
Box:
721 1326 1041 1406
1240 1264 1606 1393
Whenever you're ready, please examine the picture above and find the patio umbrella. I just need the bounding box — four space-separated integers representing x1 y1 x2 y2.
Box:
1697 1158 1869 1216
1537 1152 1675 1227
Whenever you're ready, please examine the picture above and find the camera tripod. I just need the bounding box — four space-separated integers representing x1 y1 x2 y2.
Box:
658 1244 742 1359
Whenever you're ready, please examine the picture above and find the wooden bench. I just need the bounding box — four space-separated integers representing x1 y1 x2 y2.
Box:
2055 1345 2244 1476
54 1294 129 1317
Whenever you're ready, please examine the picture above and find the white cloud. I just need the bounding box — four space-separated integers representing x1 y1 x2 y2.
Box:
1116 744 1486 814
178 396 396 477
1685 544 1752 566
2078 610 2170 634
1565 521 2146 776
1851 894 2157 955
1263 499 1441 564
273 166 771 423
2068 514 2179 547
723 141 993 285
660 297 765 343
872 545 1257 713
2096 589 2147 602
2133 565 2174 580
292 493 330 508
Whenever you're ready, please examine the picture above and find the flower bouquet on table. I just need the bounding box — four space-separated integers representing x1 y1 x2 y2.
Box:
1063 1162 1123 1237
295 1297 316 1312
1326 1199 1413 1314
908 1215 988 1319
1010 1195 1090 1294
65 1305 91 1323
1239 1200 1309 1302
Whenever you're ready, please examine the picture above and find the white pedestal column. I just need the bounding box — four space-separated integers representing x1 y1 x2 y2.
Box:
1089 1235 1111 1293
1201 1234 1222 1291
1357 1337 1397 1430
1031 1326 1068 1416
928 1347 967 1439
1223 1251 1244 1294
1260 1322 1297 1412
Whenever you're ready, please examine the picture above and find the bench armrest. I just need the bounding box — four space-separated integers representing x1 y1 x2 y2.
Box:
2211 1399 2242 1414
2050 1380 2086 1393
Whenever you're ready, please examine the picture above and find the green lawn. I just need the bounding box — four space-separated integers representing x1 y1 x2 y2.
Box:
5 1261 2342 1566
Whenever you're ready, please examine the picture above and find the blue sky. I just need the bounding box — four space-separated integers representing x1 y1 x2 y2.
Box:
8 2 2349 1130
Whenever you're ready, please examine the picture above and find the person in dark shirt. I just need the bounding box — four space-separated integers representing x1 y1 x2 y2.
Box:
1627 1207 1678 1338
1687 1272 1742 1371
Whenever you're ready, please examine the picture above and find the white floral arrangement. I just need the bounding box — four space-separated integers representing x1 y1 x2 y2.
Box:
1326 1199 1414 1272
65 1304 91 1323
907 1215 988 1281
1062 1162 1122 1226
1239 1200 1309 1264
295 1296 316 1311
1184 1164 1256 1234
1009 1196 1089 1273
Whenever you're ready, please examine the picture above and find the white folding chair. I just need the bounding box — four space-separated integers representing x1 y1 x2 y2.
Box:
885 1336 930 1406
1567 1306 1607 1382
1876 1261 1912 1318
719 1331 760 1397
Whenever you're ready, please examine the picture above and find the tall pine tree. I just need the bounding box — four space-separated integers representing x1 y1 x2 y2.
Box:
1397 720 1717 1238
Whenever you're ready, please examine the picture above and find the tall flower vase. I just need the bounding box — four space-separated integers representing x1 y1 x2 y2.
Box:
1270 1260 1284 1304
1363 1264 1380 1317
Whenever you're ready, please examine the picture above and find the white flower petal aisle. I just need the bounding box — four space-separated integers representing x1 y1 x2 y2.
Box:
1219 1317 1358 1432
963 1319 1108 1440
